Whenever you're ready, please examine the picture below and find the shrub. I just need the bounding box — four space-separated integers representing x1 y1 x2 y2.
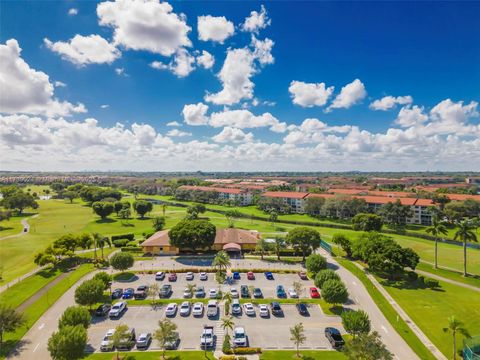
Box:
222 333 232 353
314 269 340 288
126 241 138 247
143 231 155 239
407 271 418 282
110 252 134 272
111 233 135 241
305 254 327 274
224 347 262 355
424 278 440 289
321 279 349 305
113 239 129 247
120 247 143 253
417 275 425 286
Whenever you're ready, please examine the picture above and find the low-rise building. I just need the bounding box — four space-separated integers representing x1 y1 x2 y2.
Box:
177 185 253 205
261 191 309 213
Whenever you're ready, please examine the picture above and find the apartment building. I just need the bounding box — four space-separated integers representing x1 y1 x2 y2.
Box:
177 185 253 206
261 191 309 213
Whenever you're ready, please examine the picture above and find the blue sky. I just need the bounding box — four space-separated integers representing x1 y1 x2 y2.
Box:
0 1 479 171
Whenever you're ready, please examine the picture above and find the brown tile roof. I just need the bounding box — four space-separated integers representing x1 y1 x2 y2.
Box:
178 185 246 194
141 230 170 247
262 191 308 199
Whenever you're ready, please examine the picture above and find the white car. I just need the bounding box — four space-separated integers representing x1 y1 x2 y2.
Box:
109 301 127 318
186 272 194 280
243 303 255 316
259 304 269 317
192 302 204 317
230 288 239 298
233 327 247 347
179 301 191 316
183 287 193 298
100 329 115 351
200 272 208 281
231 299 241 315
155 271 165 280
165 303 177 317
288 288 298 298
207 300 218 317
209 288 218 299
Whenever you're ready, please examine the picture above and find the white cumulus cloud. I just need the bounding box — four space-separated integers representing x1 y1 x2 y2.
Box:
209 109 286 133
182 102 209 125
370 95 413 111
251 36 274 65
197 15 234 44
68 8 78 16
241 5 271 33
196 50 215 69
326 79 367 111
395 105 428 128
167 129 191 137
213 126 254 143
151 48 195 77
289 81 334 107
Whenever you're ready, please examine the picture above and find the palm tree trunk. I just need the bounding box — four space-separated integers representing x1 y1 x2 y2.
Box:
434 237 438 269
463 241 467 277
101 245 104 259
453 330 456 360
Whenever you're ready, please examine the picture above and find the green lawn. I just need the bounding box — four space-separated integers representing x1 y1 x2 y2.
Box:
83 350 215 359
260 350 346 360
415 262 480 288
0 213 30 238
337 259 436 360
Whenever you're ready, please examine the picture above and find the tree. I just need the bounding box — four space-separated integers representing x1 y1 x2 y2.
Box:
93 233 111 259
0 304 25 351
153 319 178 360
305 254 327 274
426 217 448 269
113 201 124 215
443 316 470 360
273 237 286 260
221 316 235 336
378 200 413 228
343 331 393 360
62 190 77 203
53 234 78 255
92 271 112 290
352 213 384 232
304 196 325 217
58 306 91 329
286 227 321 261
269 210 278 228
110 252 134 272
152 216 166 231
321 279 349 306
147 283 160 307
292 281 304 303
224 209 242 228
186 204 206 219
213 250 231 286
314 269 340 289
290 322 306 358
454 219 478 276
332 233 353 257
168 220 216 252
74 279 104 310
111 324 132 360
255 238 270 260
91 201 114 220
342 310 371 338
76 233 92 251
222 292 233 315
1 190 38 214
47 325 87 360
133 200 153 219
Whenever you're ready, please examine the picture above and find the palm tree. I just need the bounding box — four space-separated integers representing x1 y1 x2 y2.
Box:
94 234 111 259
212 250 231 273
274 237 286 260
222 292 233 315
426 216 448 269
162 203 167 217
255 238 269 260
269 210 278 229
443 316 470 360
290 322 306 358
453 220 478 276
221 316 235 336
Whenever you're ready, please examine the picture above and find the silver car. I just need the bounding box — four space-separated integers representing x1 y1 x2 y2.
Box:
165 303 177 317
179 301 191 316
136 332 151 349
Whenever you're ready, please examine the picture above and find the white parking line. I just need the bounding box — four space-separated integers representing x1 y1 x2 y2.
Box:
33 343 40 352
352 281 358 286
37 323 45 330
381 325 388 334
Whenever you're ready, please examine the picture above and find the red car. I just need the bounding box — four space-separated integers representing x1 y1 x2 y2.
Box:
298 271 308 280
309 287 320 298
247 272 255 280
168 273 177 282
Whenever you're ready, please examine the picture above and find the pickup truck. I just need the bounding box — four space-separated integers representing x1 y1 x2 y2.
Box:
200 325 215 349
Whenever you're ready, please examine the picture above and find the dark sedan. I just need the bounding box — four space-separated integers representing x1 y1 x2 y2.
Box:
95 303 112 317
325 327 345 348
296 303 308 316
111 288 123 299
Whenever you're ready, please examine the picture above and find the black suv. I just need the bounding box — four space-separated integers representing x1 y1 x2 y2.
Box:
240 285 250 298
325 327 345 348
270 302 283 316
94 303 112 317
159 284 172 298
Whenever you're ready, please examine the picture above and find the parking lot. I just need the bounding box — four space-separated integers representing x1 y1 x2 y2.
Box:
88 303 343 352
112 272 317 299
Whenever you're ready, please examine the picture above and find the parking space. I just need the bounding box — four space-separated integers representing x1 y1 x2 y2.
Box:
112 272 317 299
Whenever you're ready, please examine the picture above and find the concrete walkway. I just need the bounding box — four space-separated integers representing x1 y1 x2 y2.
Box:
356 263 447 360
0 214 38 241
416 269 480 292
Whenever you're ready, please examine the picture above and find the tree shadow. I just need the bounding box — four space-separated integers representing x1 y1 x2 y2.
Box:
0 226 14 231
1 338 31 357
380 279 445 292
95 218 117 224
328 305 345 315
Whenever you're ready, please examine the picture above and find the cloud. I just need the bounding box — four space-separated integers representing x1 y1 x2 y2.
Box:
241 5 271 33
395 105 428 127
209 109 287 133
370 95 413 111
251 36 274 65
166 121 181 127
284 118 352 144
213 127 254 143
0 39 86 117
289 81 334 107
151 48 195 77
68 8 78 16
115 67 127 76
54 81 66 87
426 99 479 135
326 79 367 111
196 50 215 69
167 129 191 137
197 15 234 44
44 35 120 66
182 102 209 125
97 0 191 57
101 104 109 109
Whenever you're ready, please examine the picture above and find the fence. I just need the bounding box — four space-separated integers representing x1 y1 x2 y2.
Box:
464 336 480 360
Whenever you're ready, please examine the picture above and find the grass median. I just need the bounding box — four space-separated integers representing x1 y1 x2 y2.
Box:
83 350 215 359
260 350 346 360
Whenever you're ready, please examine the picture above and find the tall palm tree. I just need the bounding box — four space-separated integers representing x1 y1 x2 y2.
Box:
212 250 231 273
222 292 233 315
426 216 448 269
290 322 306 358
221 316 235 336
453 220 478 276
162 203 167 217
255 238 269 260
443 316 470 360
92 233 111 260
274 237 285 260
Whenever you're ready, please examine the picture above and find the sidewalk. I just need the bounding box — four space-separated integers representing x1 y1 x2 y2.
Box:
416 269 479 293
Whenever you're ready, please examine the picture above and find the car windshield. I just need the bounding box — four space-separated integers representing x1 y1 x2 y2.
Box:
234 332 244 338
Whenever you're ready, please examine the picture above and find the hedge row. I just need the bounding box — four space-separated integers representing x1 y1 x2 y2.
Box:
111 233 135 241
224 347 262 355
120 246 143 253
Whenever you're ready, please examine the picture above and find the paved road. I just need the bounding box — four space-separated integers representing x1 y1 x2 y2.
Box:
0 215 38 241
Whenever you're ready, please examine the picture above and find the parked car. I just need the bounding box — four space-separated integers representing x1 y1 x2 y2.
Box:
136 332 152 349
165 303 178 317
247 271 255 280
243 303 255 316
134 285 148 299
165 331 180 350
253 288 263 298
199 272 208 281
233 326 247 347
168 273 177 282
111 288 123 299
276 285 286 298
259 304 269 317
325 327 345 348
183 287 193 298
207 300 218 317
180 301 191 316
296 303 308 316
109 301 127 318
192 302 204 317
233 272 241 280
186 272 194 280
232 299 242 315
264 271 274 280
230 288 239 298
195 286 205 298
100 329 115 351
116 328 136 351
122 288 135 299
201 325 215 349
288 288 298 298
298 271 308 280
240 285 250 298
155 271 165 280
95 304 112 317
270 302 283 316
209 288 218 299
309 287 320 298
159 284 172 298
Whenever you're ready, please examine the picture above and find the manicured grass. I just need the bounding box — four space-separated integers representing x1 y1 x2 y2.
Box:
0 213 30 238
260 350 347 360
378 274 480 358
1 263 95 358
416 262 480 288
83 350 215 359
113 272 136 281
337 258 437 360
